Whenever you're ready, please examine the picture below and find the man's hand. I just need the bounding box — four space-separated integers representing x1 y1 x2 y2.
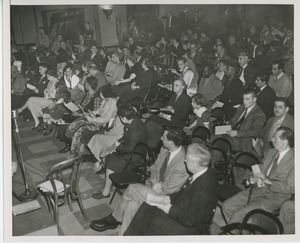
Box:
156 202 172 214
170 69 179 75
86 115 93 122
33 88 39 94
227 130 238 137
254 172 272 185
152 182 163 194
165 106 174 113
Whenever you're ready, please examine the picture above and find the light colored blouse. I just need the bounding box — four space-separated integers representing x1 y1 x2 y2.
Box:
91 97 118 125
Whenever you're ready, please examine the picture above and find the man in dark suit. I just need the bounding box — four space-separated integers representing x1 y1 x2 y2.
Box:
90 44 102 69
161 11 178 37
237 51 257 89
90 127 189 235
260 98 294 153
178 6 189 36
214 45 231 67
189 11 200 32
124 143 218 235
255 72 276 119
222 126 294 224
79 43 92 63
226 89 266 153
92 106 148 199
218 63 244 120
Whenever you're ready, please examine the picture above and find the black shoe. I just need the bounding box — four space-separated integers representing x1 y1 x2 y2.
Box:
92 191 110 200
59 144 71 153
32 126 39 130
44 128 53 136
95 167 105 174
38 126 47 132
90 216 119 232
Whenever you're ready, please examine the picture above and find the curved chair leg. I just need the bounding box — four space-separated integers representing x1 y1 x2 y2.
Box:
109 188 117 205
67 194 73 212
77 196 88 221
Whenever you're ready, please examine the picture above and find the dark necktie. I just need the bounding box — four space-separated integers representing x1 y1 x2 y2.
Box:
267 153 279 176
159 152 170 182
233 109 248 130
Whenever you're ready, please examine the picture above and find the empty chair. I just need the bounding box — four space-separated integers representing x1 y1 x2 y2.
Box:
109 142 151 205
210 137 233 176
37 156 88 234
189 125 211 146
130 96 144 117
220 209 284 234
210 107 226 130
216 152 260 225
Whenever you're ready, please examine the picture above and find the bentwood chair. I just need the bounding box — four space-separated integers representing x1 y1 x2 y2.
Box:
37 156 88 234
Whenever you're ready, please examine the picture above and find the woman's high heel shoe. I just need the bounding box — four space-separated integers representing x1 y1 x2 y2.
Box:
59 144 71 153
44 128 53 136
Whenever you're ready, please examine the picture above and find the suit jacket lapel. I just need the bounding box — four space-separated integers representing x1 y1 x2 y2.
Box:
165 147 184 176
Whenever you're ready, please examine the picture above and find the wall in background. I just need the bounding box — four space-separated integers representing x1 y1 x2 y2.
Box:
97 5 127 47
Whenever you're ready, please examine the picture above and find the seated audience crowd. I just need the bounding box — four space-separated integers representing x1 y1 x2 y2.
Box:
11 5 294 235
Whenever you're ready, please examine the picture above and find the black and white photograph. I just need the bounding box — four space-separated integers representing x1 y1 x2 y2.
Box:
2 0 298 241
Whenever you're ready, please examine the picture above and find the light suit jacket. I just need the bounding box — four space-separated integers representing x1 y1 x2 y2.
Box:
256 148 294 209
148 146 188 195
229 104 266 152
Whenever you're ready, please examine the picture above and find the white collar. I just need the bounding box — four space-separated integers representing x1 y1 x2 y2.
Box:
275 72 284 79
245 104 255 114
195 107 207 117
260 84 267 91
191 167 208 183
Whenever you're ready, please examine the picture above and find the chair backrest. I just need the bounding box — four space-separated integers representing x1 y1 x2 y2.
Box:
126 142 150 170
233 152 260 170
48 156 83 201
228 152 260 186
131 96 144 116
191 125 211 145
210 107 226 124
211 137 232 160
242 209 284 234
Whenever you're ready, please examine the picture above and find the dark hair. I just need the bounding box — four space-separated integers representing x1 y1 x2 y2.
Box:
39 63 48 69
134 49 142 57
143 58 154 69
165 126 186 146
192 94 208 107
63 65 72 73
86 76 98 91
118 105 136 120
243 88 257 98
136 41 144 48
277 126 294 148
177 57 187 64
100 84 117 98
126 55 137 64
272 59 285 70
219 59 229 67
203 63 213 72
274 97 290 108
82 61 92 69
256 72 269 83
112 51 120 58
47 69 56 77
238 50 250 58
